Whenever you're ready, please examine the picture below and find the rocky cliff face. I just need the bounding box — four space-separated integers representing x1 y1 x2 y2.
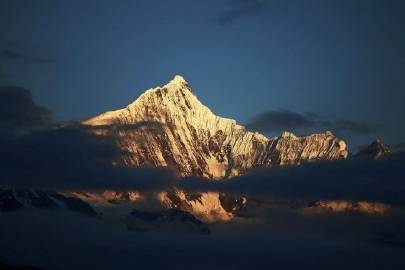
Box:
83 75 348 179
157 189 247 222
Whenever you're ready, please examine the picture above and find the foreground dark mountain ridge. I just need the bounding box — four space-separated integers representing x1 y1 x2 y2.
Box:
82 75 349 179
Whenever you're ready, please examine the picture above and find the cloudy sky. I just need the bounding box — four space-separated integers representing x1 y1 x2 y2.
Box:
1 0 405 148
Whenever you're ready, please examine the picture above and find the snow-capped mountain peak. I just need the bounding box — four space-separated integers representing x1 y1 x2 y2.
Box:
82 75 349 178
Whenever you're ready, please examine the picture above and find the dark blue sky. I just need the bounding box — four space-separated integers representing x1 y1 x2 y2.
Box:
1 0 404 148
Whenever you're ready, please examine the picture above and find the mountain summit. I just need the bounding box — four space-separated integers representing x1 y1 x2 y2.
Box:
83 75 348 179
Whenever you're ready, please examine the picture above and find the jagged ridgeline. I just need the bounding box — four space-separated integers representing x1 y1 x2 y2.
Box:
82 75 348 179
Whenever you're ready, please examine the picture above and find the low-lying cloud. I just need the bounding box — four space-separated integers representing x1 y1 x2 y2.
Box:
0 86 51 139
181 152 405 208
246 109 378 135
0 125 175 191
2 208 404 270
0 87 174 191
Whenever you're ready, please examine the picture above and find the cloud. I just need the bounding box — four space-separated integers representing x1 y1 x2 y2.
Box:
1 203 405 270
0 49 55 64
0 87 174 191
246 109 378 135
180 152 405 208
321 119 379 134
389 142 405 152
0 86 51 139
218 0 264 25
0 125 175 191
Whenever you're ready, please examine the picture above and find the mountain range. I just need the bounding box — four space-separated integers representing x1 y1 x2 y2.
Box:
82 75 350 179
2 75 391 223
